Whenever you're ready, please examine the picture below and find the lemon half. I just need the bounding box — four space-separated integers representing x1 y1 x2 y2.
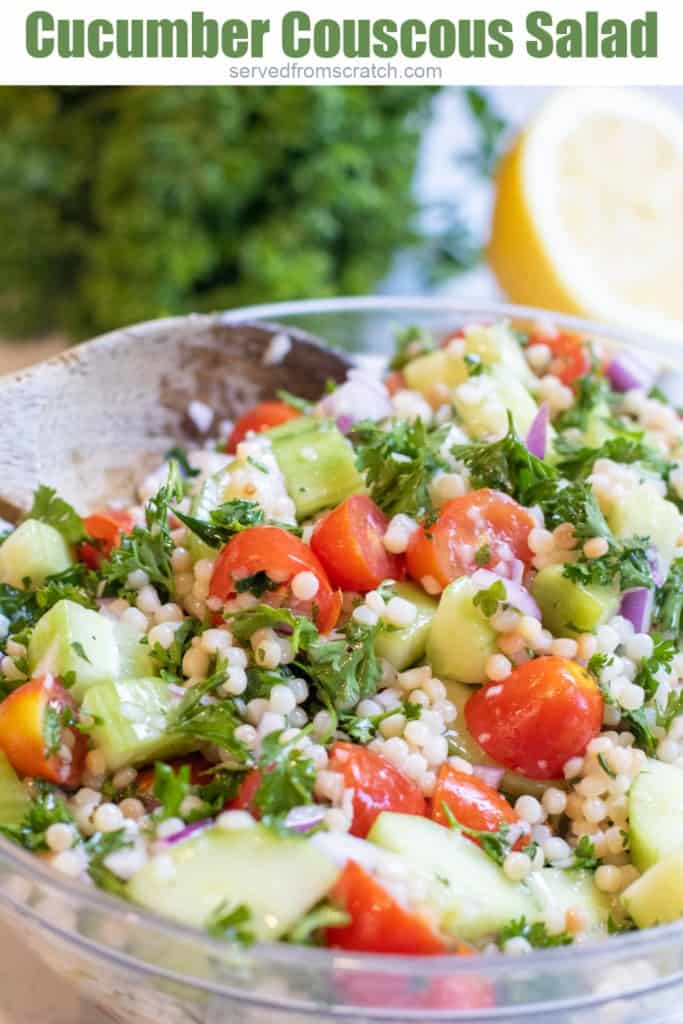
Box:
489 88 683 342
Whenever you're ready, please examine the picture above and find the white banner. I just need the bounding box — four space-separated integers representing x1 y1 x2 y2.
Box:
1 0 681 86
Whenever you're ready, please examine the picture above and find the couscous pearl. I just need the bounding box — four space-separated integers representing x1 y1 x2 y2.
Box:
518 616 543 645
46 823 75 853
357 699 382 717
291 571 319 602
269 685 297 716
486 654 512 682
93 803 124 833
423 735 449 767
216 811 255 831
156 817 184 840
503 852 532 882
182 646 210 679
126 569 149 590
583 798 607 823
289 708 308 729
383 514 419 554
156 603 184 623
384 597 417 629
259 712 286 738
246 699 269 725
171 548 192 572
73 787 103 807
85 750 106 777
200 629 232 655
52 850 87 878
515 795 543 825
379 714 406 739
226 647 248 668
543 837 571 862
619 683 644 711
353 605 379 627
194 560 215 584
312 710 333 738
121 607 149 633
136 585 162 615
148 623 176 650
119 798 145 821
657 738 680 763
595 864 624 894
365 591 386 616
564 757 584 780
528 528 554 555
289 678 309 704
222 666 247 696
542 788 567 816
234 724 258 747
583 537 609 559
404 721 430 747
551 638 578 659
625 633 654 661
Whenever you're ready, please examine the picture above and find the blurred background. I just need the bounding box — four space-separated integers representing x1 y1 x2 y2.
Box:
0 85 682 371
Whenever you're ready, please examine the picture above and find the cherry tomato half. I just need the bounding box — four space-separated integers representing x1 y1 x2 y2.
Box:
327 742 426 838
0 676 86 787
209 525 341 634
78 509 134 570
430 765 521 843
226 401 300 453
311 495 403 593
465 656 603 780
528 330 591 386
327 860 445 954
406 489 535 589
226 768 262 816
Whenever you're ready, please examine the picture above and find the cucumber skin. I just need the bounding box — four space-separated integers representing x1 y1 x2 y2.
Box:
531 564 618 637
375 583 437 670
622 851 683 928
271 422 363 520
0 751 30 827
628 760 683 871
426 577 496 684
28 600 120 702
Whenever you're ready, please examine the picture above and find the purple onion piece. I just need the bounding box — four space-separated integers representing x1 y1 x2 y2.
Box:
471 765 505 789
525 402 549 459
619 588 654 633
284 804 327 833
335 414 355 434
606 355 654 393
647 547 664 587
471 569 541 620
163 819 212 845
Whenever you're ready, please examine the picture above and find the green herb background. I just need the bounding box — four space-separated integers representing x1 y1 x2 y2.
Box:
0 86 504 340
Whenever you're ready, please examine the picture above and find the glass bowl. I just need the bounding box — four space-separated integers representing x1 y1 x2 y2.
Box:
2 297 683 1024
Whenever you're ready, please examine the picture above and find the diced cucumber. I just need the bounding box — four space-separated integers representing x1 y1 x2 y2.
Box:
271 421 363 519
403 350 467 400
29 600 119 702
28 600 154 703
463 322 535 387
127 824 340 940
582 403 615 448
0 520 72 589
425 577 496 684
628 760 683 871
265 416 319 444
526 868 610 934
0 751 30 826
622 850 683 928
531 564 619 636
375 582 437 670
444 679 563 799
453 366 539 441
607 484 680 577
186 468 231 562
81 677 194 771
368 812 534 941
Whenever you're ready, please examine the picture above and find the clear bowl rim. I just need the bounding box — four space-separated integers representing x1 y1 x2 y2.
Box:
3 294 683 1005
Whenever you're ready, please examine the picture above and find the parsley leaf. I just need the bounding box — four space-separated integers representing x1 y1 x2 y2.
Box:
235 571 278 597
28 485 86 544
100 463 183 601
633 636 676 701
555 432 669 483
354 418 450 522
164 446 200 479
153 761 191 819
206 901 255 945
286 902 350 945
147 617 203 681
168 662 248 763
498 917 573 949
571 835 602 871
563 536 652 591
554 375 615 432
440 801 514 866
0 781 73 851
173 499 266 550
472 579 507 617
229 605 319 659
339 700 421 744
389 325 435 372
451 413 555 506
654 558 683 637
462 87 508 178
253 730 316 829
85 829 132 896
276 390 312 415
656 689 683 732
305 620 384 712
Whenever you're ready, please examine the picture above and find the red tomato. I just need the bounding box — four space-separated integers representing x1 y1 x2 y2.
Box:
226 401 300 453
430 765 520 839
78 509 134 569
465 656 603 780
327 742 426 838
0 676 85 787
311 496 403 593
327 860 445 954
209 526 341 633
226 768 262 816
406 489 535 588
528 330 591 386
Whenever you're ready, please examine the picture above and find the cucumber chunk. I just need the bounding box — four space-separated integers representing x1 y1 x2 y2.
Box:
404 350 467 400
28 600 154 703
81 677 194 771
463 322 535 387
426 577 496 684
0 520 72 589
368 812 534 941
127 824 340 940
628 759 683 871
453 366 539 441
607 484 680 577
444 679 563 799
375 582 437 670
526 868 610 934
271 421 363 519
622 850 683 928
0 751 30 826
531 564 619 636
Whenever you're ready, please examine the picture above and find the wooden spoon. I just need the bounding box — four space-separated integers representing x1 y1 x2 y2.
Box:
0 314 351 523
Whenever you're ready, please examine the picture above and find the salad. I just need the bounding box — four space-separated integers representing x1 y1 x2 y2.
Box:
0 318 682 960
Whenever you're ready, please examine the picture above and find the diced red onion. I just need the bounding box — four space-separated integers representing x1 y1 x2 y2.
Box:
619 588 653 633
335 414 355 435
606 355 655 393
163 819 212 845
284 804 327 833
319 369 392 425
471 569 541 620
508 559 525 585
472 765 505 789
525 402 549 459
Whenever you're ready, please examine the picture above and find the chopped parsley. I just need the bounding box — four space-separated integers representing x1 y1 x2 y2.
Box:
276 390 313 415
147 617 203 682
555 432 669 483
339 700 421 744
253 730 316 830
389 325 435 372
632 636 676 701
0 781 74 851
472 579 506 617
354 418 450 522
168 661 248 763
498 917 573 949
229 605 318 659
286 902 350 945
474 543 491 567
174 499 298 550
440 801 514 866
563 536 652 592
235 571 278 598
153 761 191 819
205 901 255 945
0 565 98 640
305 619 385 712
571 835 602 871
654 558 683 637
164 446 200 479
85 829 132 896
554 375 615 432
28 485 86 544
